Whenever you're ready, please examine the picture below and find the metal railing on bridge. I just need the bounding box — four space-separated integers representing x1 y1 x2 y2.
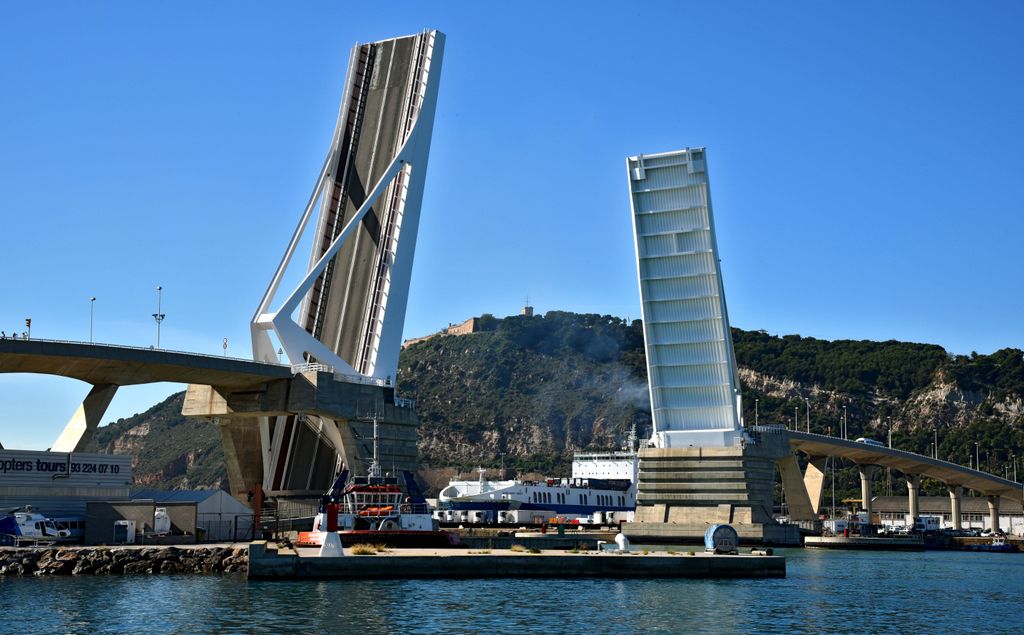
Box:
0 335 287 368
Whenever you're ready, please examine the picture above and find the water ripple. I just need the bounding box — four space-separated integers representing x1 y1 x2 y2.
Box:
1 549 1022 634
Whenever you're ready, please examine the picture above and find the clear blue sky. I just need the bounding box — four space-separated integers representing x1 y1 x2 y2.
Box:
2 2 1023 450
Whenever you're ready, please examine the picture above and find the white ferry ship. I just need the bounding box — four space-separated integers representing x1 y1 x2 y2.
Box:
436 446 639 525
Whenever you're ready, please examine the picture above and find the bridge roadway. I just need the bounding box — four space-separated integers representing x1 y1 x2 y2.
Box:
779 429 1023 499
0 337 293 452
758 426 1024 530
0 337 291 388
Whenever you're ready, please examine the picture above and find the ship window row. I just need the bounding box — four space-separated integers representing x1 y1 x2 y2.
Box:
593 494 626 507
354 493 401 506
529 491 627 507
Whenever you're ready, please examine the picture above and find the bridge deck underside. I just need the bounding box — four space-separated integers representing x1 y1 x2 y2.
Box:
0 340 290 388
782 430 1023 499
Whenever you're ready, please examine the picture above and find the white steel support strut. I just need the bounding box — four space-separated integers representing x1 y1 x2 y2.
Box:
250 31 444 383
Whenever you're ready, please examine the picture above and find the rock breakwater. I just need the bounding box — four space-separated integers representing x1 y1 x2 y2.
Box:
0 545 248 576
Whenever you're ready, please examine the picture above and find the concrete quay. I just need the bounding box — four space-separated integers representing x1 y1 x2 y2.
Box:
247 541 785 580
457 534 606 551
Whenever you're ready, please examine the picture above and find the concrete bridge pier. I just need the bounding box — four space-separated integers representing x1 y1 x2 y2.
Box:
50 383 119 452
949 486 963 530
802 457 828 515
859 465 876 519
184 372 420 501
907 474 921 522
987 495 1001 532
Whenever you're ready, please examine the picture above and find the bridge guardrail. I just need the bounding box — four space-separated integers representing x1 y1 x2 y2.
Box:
0 336 287 368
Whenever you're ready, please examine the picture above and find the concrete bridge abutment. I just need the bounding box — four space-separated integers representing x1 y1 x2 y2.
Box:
184 370 420 502
622 432 802 545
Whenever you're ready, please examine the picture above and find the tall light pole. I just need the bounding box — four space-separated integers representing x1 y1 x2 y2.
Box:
975 442 980 473
887 416 892 448
830 455 835 520
89 297 96 344
842 405 848 440
805 398 811 433
755 399 759 426
933 426 938 460
152 285 165 349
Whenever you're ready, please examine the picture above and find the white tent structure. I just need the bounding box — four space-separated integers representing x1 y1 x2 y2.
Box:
132 489 253 542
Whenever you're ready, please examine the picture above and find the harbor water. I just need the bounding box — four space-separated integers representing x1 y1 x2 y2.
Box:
1 548 1022 634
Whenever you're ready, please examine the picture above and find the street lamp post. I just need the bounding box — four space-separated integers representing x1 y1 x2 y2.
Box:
887 416 892 448
934 426 938 460
805 398 810 434
152 285 165 349
975 442 980 473
830 455 836 520
842 405 847 440
89 297 96 344
755 399 759 426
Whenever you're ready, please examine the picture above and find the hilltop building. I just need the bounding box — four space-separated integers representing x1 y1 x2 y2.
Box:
401 305 534 348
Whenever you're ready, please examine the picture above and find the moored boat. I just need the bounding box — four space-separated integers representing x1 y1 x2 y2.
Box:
965 535 1020 553
297 418 456 548
436 435 640 525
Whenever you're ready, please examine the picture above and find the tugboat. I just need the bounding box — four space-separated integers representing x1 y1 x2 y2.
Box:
966 534 1020 553
297 417 457 548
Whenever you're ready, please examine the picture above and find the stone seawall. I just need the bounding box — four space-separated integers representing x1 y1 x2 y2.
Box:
0 546 248 576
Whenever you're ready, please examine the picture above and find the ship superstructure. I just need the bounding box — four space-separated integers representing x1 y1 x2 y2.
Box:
436 448 639 525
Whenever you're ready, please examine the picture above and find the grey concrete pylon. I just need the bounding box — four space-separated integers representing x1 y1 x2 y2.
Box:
217 416 265 502
859 465 876 519
949 486 963 530
987 495 1001 531
907 474 921 521
50 383 118 452
777 454 816 521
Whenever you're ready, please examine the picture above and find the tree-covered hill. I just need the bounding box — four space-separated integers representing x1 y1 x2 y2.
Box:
399 312 651 478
